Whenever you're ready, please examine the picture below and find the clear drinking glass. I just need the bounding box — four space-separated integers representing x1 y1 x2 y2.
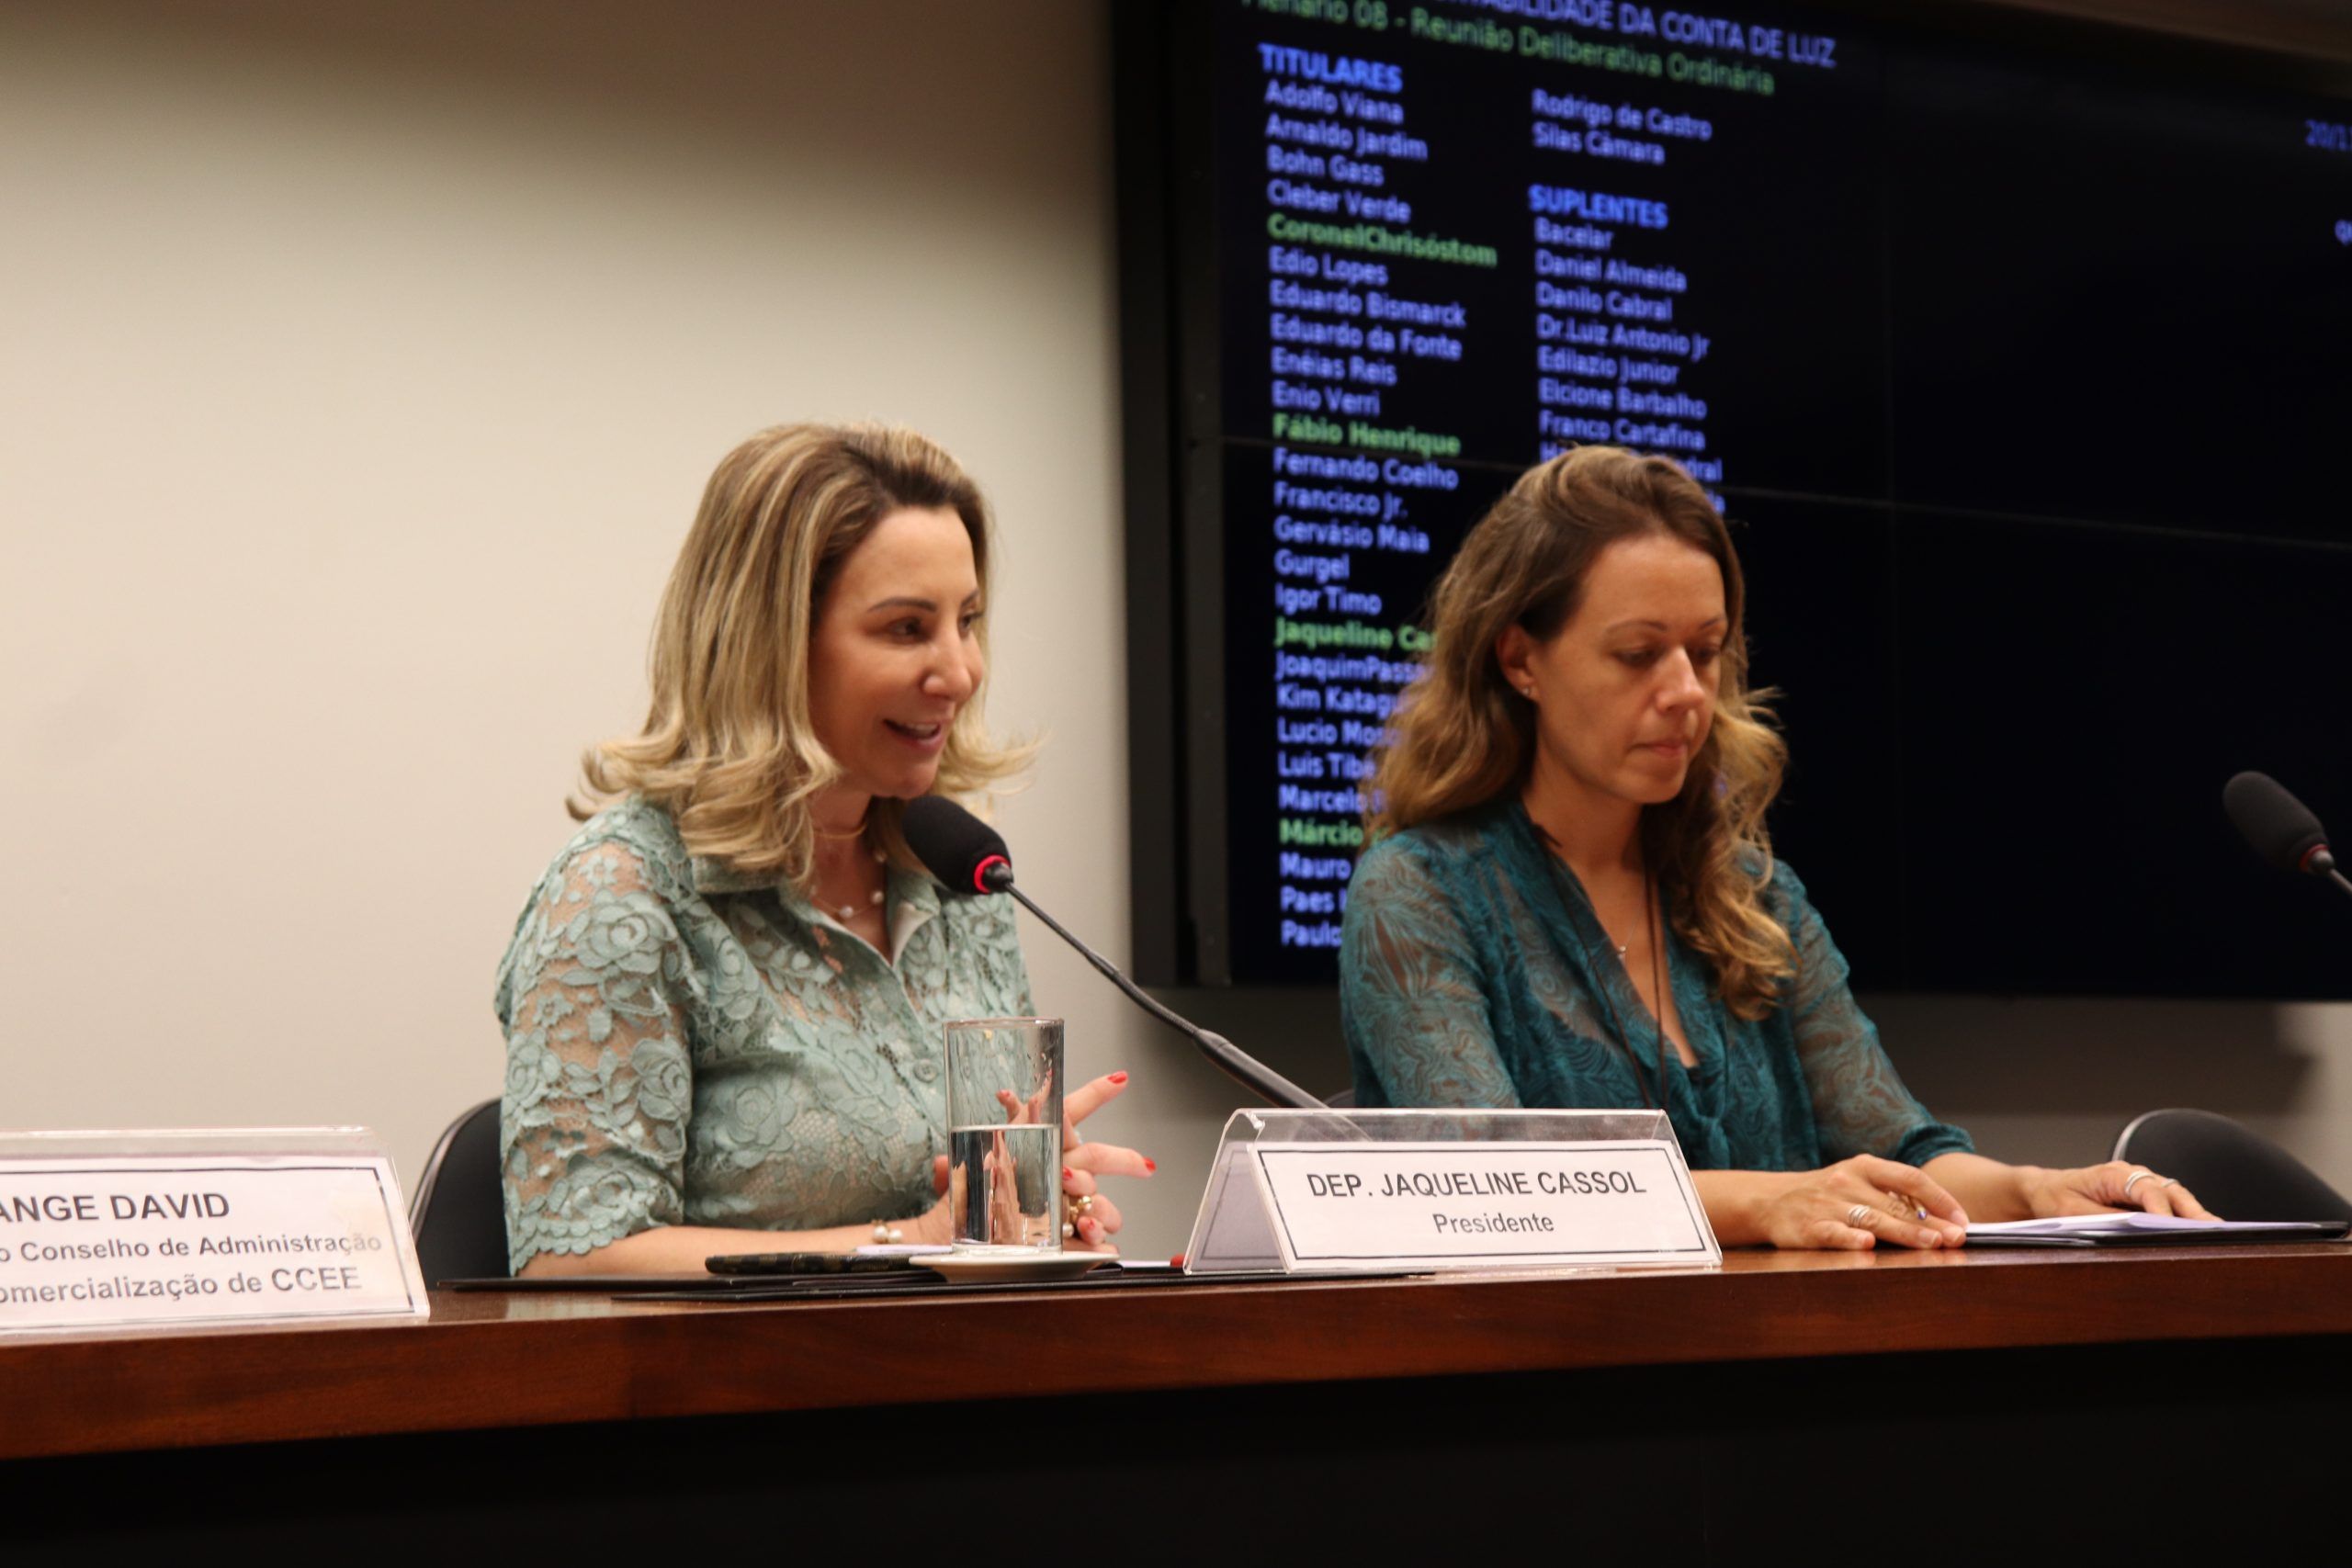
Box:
944 1017 1064 1255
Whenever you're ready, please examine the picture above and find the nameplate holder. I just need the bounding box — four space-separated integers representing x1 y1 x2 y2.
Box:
1183 1109 1719 1275
0 1128 430 1337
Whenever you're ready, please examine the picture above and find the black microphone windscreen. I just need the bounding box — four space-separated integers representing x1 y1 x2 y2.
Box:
901 795 1012 897
2224 771 2332 874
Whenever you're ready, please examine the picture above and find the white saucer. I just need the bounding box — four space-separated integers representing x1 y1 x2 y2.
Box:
911 1249 1116 1282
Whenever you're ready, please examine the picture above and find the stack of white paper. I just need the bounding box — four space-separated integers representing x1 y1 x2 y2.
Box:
1966 1213 2345 1245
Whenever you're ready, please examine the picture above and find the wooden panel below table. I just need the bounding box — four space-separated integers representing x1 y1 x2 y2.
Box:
4 1244 2347 1460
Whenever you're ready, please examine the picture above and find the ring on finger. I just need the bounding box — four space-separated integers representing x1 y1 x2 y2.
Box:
1845 1202 1876 1227
1880 1189 1918 1221
2121 1168 2164 1197
1062 1192 1094 1238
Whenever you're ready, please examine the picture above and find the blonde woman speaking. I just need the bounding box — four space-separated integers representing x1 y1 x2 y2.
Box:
497 425 1148 1275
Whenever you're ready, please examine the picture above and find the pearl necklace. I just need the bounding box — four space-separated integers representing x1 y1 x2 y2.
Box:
822 847 888 922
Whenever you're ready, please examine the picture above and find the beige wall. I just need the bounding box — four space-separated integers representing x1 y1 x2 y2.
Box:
5 0 2347 1263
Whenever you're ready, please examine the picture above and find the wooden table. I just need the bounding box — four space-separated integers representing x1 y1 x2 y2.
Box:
5 1245 2346 1557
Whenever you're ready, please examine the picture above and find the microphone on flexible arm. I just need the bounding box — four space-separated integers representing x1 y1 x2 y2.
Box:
2223 772 2352 904
901 796 1328 1110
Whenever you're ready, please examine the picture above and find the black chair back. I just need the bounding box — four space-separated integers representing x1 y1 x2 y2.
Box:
2112 1108 2351 1223
408 1099 509 1283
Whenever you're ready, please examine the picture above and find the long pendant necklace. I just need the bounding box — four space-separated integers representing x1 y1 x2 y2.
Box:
1595 866 1669 1111
1531 815 1670 1110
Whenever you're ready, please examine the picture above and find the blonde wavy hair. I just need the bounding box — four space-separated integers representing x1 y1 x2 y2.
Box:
575 423 1030 892
1369 446 1795 1018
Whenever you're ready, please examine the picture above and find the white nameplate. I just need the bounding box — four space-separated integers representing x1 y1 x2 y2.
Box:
0 1137 428 1336
1250 1139 1714 1271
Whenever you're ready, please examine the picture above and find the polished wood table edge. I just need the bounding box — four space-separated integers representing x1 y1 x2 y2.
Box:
4 1244 2346 1461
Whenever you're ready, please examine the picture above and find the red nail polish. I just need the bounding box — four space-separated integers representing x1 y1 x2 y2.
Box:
1109 1071 1129 1085
1143 1156 1158 1173
1062 1168 1074 1182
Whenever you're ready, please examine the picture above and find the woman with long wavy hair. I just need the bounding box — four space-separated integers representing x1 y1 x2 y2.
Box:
496 423 1148 1274
1340 446 2210 1248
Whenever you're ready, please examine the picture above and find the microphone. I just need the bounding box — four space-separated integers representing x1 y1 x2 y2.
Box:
2224 772 2352 901
901 796 1328 1110
906 796 1016 896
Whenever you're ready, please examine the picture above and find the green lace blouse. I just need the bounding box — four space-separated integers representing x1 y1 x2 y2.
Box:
1340 799 1972 1173
494 798 1031 1271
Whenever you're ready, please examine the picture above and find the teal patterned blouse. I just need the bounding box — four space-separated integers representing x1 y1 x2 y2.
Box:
1340 800 1972 1172
495 798 1031 1271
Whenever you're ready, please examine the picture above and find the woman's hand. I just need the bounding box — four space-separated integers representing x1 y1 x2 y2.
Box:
905 1156 955 1247
1057 1070 1155 1252
1747 1155 1971 1251
2017 1161 2216 1220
